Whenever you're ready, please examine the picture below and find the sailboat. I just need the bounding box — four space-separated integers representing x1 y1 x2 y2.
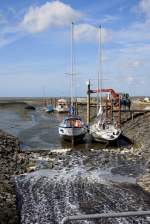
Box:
58 22 87 142
42 87 54 113
90 26 121 142
45 104 54 113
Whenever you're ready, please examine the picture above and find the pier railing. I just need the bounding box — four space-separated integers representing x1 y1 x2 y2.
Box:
61 210 150 224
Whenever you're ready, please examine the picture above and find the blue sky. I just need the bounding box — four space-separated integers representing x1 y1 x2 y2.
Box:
0 0 150 96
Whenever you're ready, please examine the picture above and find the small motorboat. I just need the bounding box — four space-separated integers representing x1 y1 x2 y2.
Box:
55 99 69 113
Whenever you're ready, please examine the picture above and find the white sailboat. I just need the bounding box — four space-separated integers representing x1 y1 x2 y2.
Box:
90 26 121 142
58 22 87 142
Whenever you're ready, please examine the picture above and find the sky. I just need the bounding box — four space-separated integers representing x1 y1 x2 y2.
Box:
0 0 150 97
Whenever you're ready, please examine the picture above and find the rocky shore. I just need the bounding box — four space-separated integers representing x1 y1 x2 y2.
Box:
0 130 28 224
0 112 150 223
0 130 19 223
122 112 150 192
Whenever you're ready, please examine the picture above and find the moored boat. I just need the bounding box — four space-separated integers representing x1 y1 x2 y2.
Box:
59 115 87 142
89 26 121 143
25 105 36 110
58 22 87 142
55 99 69 113
45 104 54 113
90 113 121 142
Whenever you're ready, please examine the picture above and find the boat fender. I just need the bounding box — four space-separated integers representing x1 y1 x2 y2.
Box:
75 120 81 127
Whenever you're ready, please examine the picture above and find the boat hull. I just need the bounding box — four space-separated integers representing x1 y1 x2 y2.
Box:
60 133 86 142
90 124 121 143
59 126 86 142
90 132 120 143
55 109 69 113
46 109 53 113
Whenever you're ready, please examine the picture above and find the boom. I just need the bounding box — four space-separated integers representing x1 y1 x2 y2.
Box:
90 88 120 99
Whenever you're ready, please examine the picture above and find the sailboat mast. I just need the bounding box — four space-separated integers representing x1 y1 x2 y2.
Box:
42 86 47 107
97 25 103 109
70 22 74 107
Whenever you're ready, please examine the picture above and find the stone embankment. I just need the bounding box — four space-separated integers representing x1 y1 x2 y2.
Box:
122 112 150 192
0 130 55 224
0 130 28 224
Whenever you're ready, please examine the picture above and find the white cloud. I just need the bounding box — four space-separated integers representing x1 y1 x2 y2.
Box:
74 23 112 43
138 0 150 16
0 13 8 25
83 15 119 26
0 35 16 47
0 0 150 50
100 15 119 24
21 1 81 33
0 24 24 47
108 1 150 45
128 60 144 69
127 76 134 82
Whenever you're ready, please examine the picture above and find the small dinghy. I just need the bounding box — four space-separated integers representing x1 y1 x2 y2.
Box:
25 105 36 110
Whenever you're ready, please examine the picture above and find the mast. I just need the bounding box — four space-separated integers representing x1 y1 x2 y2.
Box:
70 22 74 107
42 86 47 107
97 25 103 113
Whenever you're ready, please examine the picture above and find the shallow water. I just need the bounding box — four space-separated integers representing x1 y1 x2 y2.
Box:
0 103 124 151
0 104 73 150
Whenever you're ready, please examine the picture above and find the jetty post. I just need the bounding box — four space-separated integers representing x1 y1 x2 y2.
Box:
86 80 91 125
75 98 78 115
105 97 108 119
119 96 121 127
110 99 113 122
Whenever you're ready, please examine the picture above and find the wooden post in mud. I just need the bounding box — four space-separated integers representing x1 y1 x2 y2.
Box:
75 99 78 115
111 99 113 122
109 99 112 121
71 136 74 146
105 98 108 119
54 98 57 108
87 80 91 125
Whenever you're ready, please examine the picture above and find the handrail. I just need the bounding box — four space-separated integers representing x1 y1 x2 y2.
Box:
61 210 150 224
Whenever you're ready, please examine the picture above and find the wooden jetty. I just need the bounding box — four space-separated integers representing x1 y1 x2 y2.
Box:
86 80 150 127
